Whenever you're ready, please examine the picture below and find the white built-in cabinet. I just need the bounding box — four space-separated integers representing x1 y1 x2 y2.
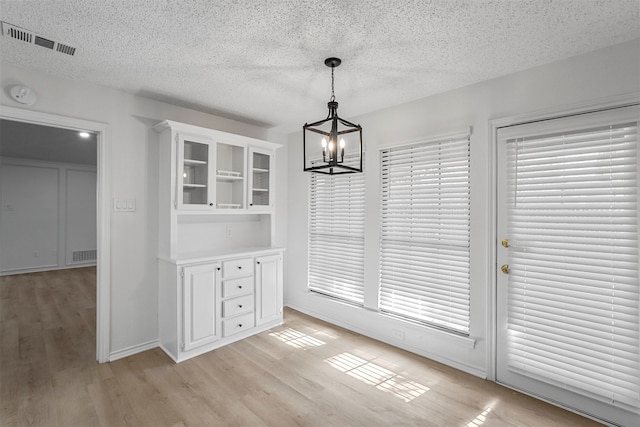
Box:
154 120 284 363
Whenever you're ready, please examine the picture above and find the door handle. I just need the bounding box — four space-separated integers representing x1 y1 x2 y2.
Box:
501 264 510 274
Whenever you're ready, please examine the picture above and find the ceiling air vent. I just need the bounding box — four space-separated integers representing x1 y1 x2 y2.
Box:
1 21 76 56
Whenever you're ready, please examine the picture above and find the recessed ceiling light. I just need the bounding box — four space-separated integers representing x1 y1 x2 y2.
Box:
79 132 90 138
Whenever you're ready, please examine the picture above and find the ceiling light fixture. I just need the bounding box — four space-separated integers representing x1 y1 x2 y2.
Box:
303 57 363 174
79 131 90 138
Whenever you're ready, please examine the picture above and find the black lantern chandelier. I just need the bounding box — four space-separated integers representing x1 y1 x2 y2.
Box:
303 57 363 174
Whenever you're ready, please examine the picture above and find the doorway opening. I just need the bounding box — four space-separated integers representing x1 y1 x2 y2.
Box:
0 105 110 362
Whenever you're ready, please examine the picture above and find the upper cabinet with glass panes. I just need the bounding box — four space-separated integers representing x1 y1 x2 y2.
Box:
154 121 280 214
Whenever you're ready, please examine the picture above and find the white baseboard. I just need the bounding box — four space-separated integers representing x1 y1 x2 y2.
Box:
109 339 159 362
0 263 96 276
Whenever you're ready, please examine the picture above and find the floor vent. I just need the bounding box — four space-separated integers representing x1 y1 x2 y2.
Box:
72 249 96 263
1 21 76 56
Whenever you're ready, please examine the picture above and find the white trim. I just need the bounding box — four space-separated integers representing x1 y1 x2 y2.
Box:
109 339 159 362
487 92 640 382
377 127 472 152
0 105 111 363
0 264 96 276
490 92 640 130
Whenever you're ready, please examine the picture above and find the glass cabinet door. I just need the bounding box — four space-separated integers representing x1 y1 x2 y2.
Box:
249 148 272 209
179 136 215 209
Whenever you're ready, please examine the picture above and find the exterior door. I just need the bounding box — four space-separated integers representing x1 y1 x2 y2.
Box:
496 105 639 427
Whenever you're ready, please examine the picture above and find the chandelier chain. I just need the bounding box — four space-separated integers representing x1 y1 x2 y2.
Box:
330 67 335 102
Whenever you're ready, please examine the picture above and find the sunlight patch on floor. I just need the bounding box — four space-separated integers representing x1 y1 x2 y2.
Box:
269 328 326 349
325 352 430 402
465 406 492 426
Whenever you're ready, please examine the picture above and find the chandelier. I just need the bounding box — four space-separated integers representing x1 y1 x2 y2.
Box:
303 57 363 174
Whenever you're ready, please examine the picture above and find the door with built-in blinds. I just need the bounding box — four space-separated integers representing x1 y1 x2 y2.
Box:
496 105 639 427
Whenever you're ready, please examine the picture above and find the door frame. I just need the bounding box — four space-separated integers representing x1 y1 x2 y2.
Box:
487 92 640 381
0 105 111 363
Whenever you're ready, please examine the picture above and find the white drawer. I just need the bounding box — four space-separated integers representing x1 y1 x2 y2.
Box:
222 276 254 298
223 294 254 318
222 312 255 337
222 257 254 279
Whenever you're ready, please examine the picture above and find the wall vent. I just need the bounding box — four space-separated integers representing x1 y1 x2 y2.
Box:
72 249 96 263
1 21 76 56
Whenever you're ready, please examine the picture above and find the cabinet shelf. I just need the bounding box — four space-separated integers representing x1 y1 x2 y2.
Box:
216 175 243 182
184 159 208 165
216 170 241 178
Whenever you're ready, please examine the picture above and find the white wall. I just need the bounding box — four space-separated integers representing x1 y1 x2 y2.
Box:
285 39 640 377
0 61 287 357
0 157 97 273
65 168 97 266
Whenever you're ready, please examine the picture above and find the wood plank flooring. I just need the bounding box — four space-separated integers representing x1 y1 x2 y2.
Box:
0 268 603 426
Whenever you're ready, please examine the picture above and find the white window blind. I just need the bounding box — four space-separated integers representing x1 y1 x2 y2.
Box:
505 114 639 410
379 133 470 334
308 158 365 304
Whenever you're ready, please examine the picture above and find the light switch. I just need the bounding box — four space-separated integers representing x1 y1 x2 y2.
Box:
113 198 136 212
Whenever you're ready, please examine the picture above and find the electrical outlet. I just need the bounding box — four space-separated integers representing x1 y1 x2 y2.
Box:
226 226 232 238
392 329 405 340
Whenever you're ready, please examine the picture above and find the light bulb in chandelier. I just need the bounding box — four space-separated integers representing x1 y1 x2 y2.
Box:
321 138 328 161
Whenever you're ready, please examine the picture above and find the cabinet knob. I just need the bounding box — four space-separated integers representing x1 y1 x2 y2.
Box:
238 324 243 328
237 266 242 269
250 203 253 206
209 202 213 206
238 304 243 308
256 261 261 265
216 267 221 271
238 285 242 289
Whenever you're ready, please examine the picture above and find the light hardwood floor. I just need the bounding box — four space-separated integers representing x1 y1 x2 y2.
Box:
0 268 602 426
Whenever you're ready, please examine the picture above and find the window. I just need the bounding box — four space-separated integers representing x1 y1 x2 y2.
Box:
379 133 471 334
308 157 365 304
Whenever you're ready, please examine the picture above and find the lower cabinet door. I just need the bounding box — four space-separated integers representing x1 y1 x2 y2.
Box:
182 262 221 351
255 253 283 326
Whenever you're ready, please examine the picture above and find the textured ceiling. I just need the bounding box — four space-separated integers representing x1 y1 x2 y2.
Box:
0 1 638 133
